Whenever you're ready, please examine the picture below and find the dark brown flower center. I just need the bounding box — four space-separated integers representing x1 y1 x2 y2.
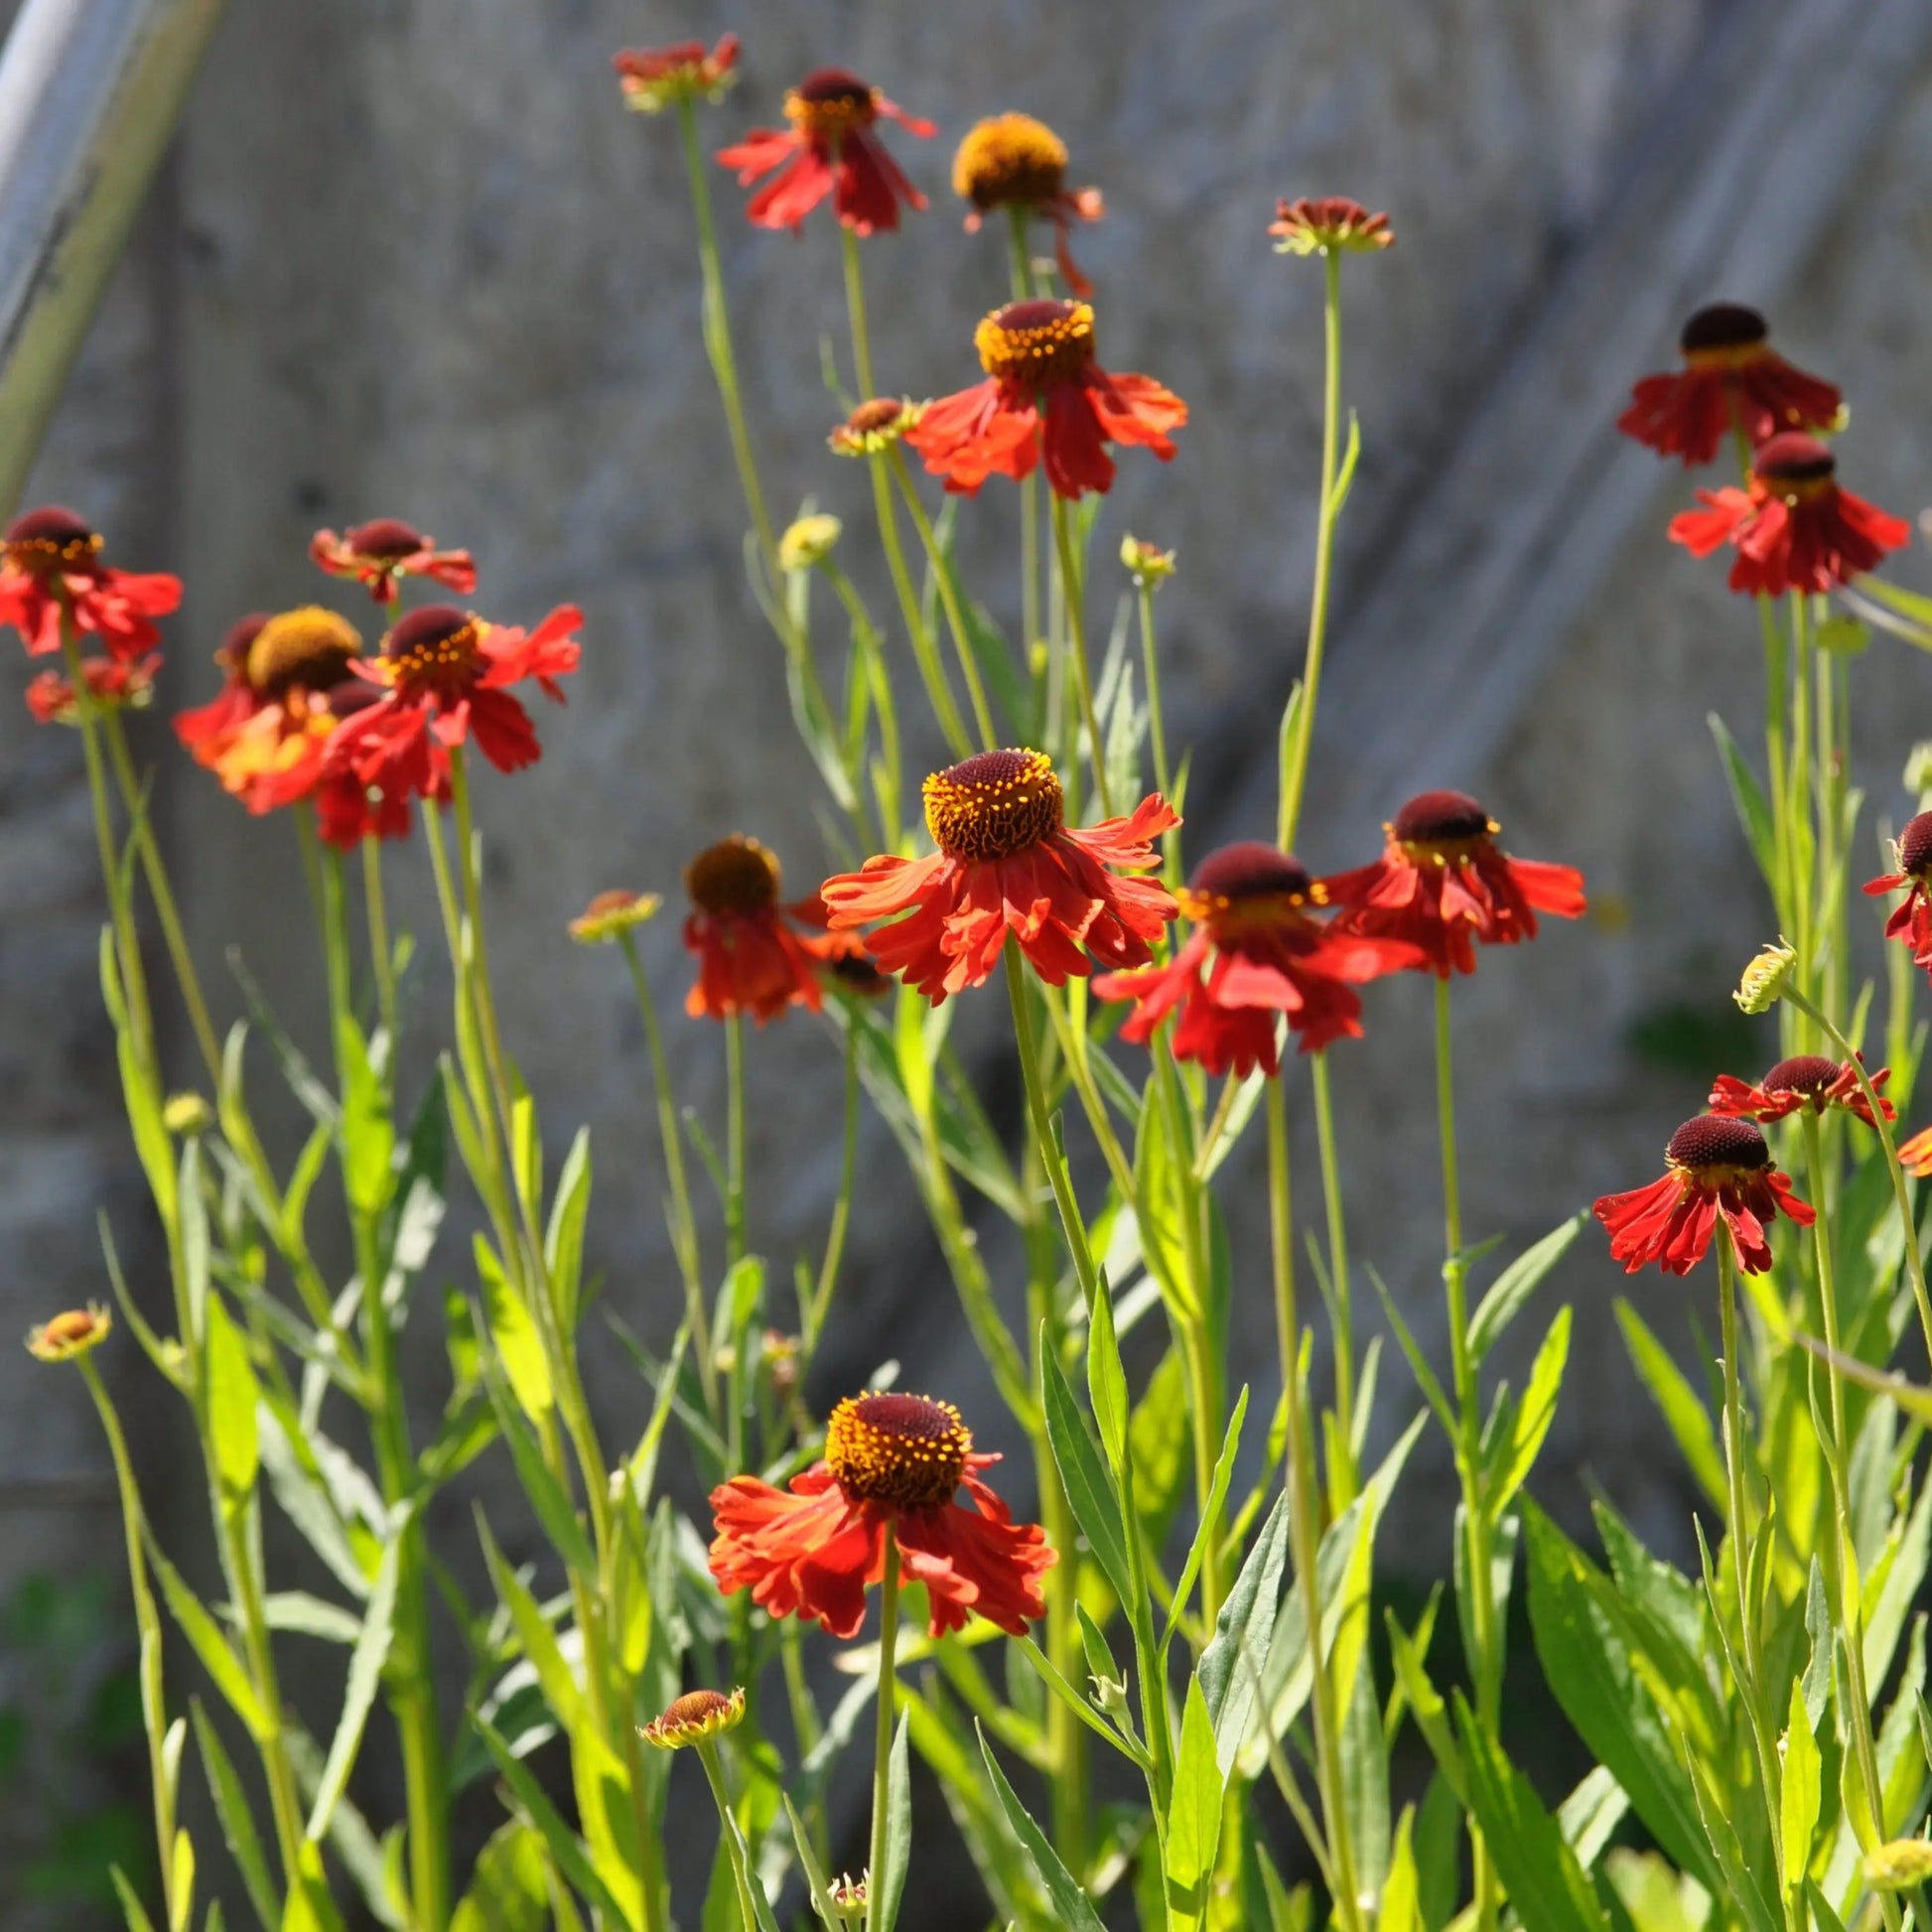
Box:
5 504 102 574
1679 302 1768 355
1753 432 1835 484
952 113 1069 209
923 748 1063 862
1178 841 1319 929
787 69 879 139
1761 1054 1840 1096
217 613 272 676
849 398 905 434
384 604 483 698
975 299 1096 388
1391 788 1499 858
345 516 426 559
1666 1114 1769 1173
825 1392 971 1509
1901 811 1932 880
685 836 781 916
246 606 361 697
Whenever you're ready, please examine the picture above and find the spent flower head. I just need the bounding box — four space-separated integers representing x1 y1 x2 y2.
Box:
829 397 925 457
613 35 740 114
1269 197 1394 257
570 890 662 944
27 1305 113 1363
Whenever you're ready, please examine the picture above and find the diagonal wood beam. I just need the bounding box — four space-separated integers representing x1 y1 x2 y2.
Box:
0 0 227 515
1216 0 1932 850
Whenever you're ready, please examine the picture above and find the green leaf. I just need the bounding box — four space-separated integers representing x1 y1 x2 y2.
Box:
147 1542 268 1739
1379 1809 1421 1932
1468 1212 1586 1361
472 1712 627 1927
204 1295 261 1518
192 1699 278 1932
1200 1488 1290 1777
1166 1679 1226 1932
259 1592 363 1646
1385 1614 1464 1802
112 1865 159 1932
1339 1625 1391 1896
486 1378 595 1575
1086 1278 1129 1471
1167 1386 1250 1646
1780 1678 1820 1899
874 1711 912 1932
544 1128 593 1332
1614 1300 1725 1509
1709 713 1778 889
1040 1336 1132 1604
305 1532 401 1842
450 1823 549 1932
1486 1307 1571 1511
977 1724 1108 1932
335 1011 395 1217
475 1236 552 1422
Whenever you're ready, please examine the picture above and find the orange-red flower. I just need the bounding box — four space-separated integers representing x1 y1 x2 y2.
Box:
1669 433 1908 596
614 35 740 114
26 651 160 726
717 69 933 235
907 298 1186 500
1323 790 1587 978
1268 197 1394 256
952 113 1103 297
1899 1124 1932 1178
1093 843 1422 1074
682 837 826 1024
310 518 477 605
0 506 180 661
820 749 1177 1003
1864 810 1932 980
1593 1114 1814 1276
321 602 581 824
788 888 891 999
1709 1052 1892 1130
1618 304 1841 468
709 1391 1054 1639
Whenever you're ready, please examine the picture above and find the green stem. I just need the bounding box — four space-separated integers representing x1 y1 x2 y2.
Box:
1311 1050 1357 1506
865 1540 902 1930
1009 208 1042 673
811 1018 861 1345
840 220 877 400
725 1011 747 1272
1135 580 1179 886
1279 251 1343 852
1049 493 1112 819
888 450 1000 750
871 452 974 760
698 1738 764 1932
362 835 397 1042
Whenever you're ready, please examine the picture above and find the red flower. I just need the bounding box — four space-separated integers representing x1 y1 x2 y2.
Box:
1268 197 1394 256
1669 433 1908 596
310 518 477 605
952 113 1103 296
26 651 160 727
1898 1124 1932 1179
1323 790 1587 979
1709 1052 1892 1130
614 35 739 114
1093 843 1422 1074
820 749 1177 1003
320 603 581 839
709 1392 1054 1639
907 298 1186 500
0 506 180 661
1864 810 1932 980
1618 304 1841 468
682 836 826 1024
788 889 892 999
717 68 933 235
1593 1115 1814 1276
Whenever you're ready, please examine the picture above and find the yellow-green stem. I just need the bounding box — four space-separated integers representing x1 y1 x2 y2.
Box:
871 452 974 760
697 1737 763 1932
1009 208 1042 664
1049 493 1112 819
361 835 396 1042
865 1539 902 1930
811 1019 861 1344
725 1011 748 1271
1311 1050 1357 1506
888 451 1000 750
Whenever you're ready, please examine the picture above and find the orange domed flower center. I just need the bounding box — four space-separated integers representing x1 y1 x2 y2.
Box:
1900 811 1932 882
1391 789 1500 866
5 504 102 576
345 516 426 560
1752 432 1836 503
1666 1114 1770 1183
1680 302 1770 368
786 69 880 141
247 606 361 697
639 1685 746 1748
830 396 926 457
384 604 483 698
975 299 1096 389
685 835 781 917
923 748 1063 862
1762 1053 1841 1098
953 113 1068 210
1178 840 1322 933
825 1392 971 1509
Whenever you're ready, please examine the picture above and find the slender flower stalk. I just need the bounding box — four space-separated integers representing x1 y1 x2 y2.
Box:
1049 493 1111 818
1311 1049 1358 1506
865 1541 902 1932
811 1021 862 1345
887 449 1000 749
726 1011 748 1271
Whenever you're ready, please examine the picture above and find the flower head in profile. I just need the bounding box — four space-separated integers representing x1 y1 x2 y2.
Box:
1269 197 1394 257
683 836 825 1024
1593 1115 1813 1276
829 397 926 458
26 1304 112 1363
1323 790 1587 978
1734 938 1797 1014
1618 303 1842 468
1864 811 1932 981
1094 843 1422 1075
0 506 180 660
319 602 582 840
710 1391 1055 1638
906 299 1186 499
820 749 1177 1003
717 69 933 235
638 1686 746 1750
26 651 160 726
1709 1053 1892 1130
1669 433 1908 596
788 890 891 1000
778 513 842 573
614 35 740 115
827 1875 870 1926
1120 535 1175 589
952 113 1104 296
570 888 662 945
310 518 477 606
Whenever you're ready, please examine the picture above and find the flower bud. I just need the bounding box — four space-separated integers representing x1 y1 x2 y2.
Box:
1865 1840 1932 1891
1734 940 1796 1015
163 1092 214 1137
1120 534 1175 588
638 1687 746 1750
779 513 843 573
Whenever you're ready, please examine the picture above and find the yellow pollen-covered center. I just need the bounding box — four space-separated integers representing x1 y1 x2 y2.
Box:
923 749 1063 862
825 1393 971 1509
247 606 361 697
953 114 1068 209
1683 342 1771 372
1177 883 1323 936
786 84 879 142
685 836 781 916
975 300 1096 388
7 530 101 573
1757 473 1835 508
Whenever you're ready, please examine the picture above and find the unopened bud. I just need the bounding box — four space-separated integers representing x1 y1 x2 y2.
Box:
164 1092 214 1136
1734 940 1796 1016
1865 1839 1932 1891
779 513 842 573
1120 534 1175 588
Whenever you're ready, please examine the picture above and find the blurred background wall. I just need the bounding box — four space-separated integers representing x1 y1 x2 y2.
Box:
9 0 1932 1916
